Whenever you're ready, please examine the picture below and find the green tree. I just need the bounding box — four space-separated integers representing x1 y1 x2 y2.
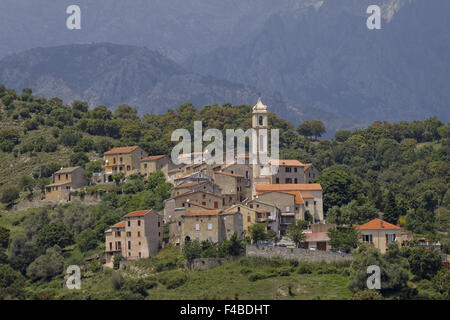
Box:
18 175 35 192
35 222 74 252
407 247 443 280
383 191 400 225
8 234 38 274
0 264 26 300
296 121 312 139
316 167 359 212
249 223 267 243
328 225 359 253
76 228 98 252
0 226 10 249
26 246 65 281
0 128 20 152
70 152 89 167
286 220 308 247
310 120 326 140
182 240 202 261
0 187 20 204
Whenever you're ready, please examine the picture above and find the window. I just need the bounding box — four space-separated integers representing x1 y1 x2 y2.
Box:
247 216 251 222
195 224 200 231
126 232 131 237
109 242 112 250
113 158 116 164
128 241 131 250
245 171 249 179
294 178 298 183
305 201 309 207
285 167 292 173
144 163 147 168
214 201 218 208
139 252 141 258
158 222 161 227
286 206 290 212
294 168 297 172
116 231 121 237
285 178 292 184
127 165 131 171
137 231 141 237
259 116 263 126
276 178 280 184
127 220 131 227
362 234 373 244
208 223 213 230
386 234 396 243
120 157 123 162
137 220 141 226
65 174 68 180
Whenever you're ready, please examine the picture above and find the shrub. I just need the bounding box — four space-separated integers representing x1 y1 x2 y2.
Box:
352 290 384 300
110 271 123 290
247 272 269 282
297 263 313 274
158 272 187 289
0 187 20 204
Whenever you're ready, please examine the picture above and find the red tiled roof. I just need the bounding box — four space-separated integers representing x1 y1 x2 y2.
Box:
270 159 305 167
305 232 330 242
124 209 152 218
141 155 165 161
356 218 401 230
301 193 314 199
182 210 221 217
105 146 140 155
111 221 126 228
256 184 322 192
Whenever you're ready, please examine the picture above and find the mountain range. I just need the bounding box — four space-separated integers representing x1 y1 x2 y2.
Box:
0 0 449 133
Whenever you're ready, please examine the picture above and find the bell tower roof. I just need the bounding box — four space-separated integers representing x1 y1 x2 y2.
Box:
253 97 268 112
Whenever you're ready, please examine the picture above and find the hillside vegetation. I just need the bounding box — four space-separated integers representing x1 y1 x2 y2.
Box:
0 85 448 300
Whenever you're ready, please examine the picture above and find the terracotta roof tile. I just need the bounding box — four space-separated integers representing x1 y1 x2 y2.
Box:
256 184 322 192
356 218 401 230
304 232 330 242
111 221 126 228
105 146 140 155
182 210 221 217
141 155 165 161
257 190 304 205
124 209 152 218
270 159 305 167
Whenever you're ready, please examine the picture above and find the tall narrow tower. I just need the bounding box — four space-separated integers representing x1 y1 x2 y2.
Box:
252 97 271 198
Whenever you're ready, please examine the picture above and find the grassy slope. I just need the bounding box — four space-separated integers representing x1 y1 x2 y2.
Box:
25 247 353 300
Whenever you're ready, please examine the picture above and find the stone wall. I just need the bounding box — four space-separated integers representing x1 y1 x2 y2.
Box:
246 245 353 263
185 256 239 270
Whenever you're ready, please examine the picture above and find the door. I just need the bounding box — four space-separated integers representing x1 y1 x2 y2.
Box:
317 242 327 251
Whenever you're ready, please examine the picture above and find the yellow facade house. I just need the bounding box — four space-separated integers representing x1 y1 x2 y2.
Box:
104 146 146 178
45 166 86 202
104 209 163 267
356 218 402 253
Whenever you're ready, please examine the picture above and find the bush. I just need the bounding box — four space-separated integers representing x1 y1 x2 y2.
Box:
247 272 269 282
158 272 187 289
110 271 123 290
0 187 20 204
352 290 384 300
0 264 26 299
297 263 313 274
408 247 443 280
26 246 65 281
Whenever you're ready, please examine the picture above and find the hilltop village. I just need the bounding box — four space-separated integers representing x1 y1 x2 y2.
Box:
38 99 413 267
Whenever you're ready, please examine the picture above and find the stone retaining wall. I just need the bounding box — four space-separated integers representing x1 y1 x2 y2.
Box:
246 245 352 263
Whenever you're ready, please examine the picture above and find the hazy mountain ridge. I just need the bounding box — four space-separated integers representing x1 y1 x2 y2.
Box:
0 43 293 117
186 0 450 123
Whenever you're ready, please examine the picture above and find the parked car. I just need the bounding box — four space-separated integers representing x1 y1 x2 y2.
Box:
277 243 287 247
309 246 317 251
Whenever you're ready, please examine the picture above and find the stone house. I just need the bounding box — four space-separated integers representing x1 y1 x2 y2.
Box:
355 218 401 253
104 146 147 178
304 164 320 184
170 180 221 198
213 171 246 203
140 155 169 178
104 209 163 267
221 162 253 200
45 166 86 202
180 210 243 245
255 184 324 223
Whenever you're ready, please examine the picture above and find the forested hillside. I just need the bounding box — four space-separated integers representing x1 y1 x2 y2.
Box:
0 85 448 300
